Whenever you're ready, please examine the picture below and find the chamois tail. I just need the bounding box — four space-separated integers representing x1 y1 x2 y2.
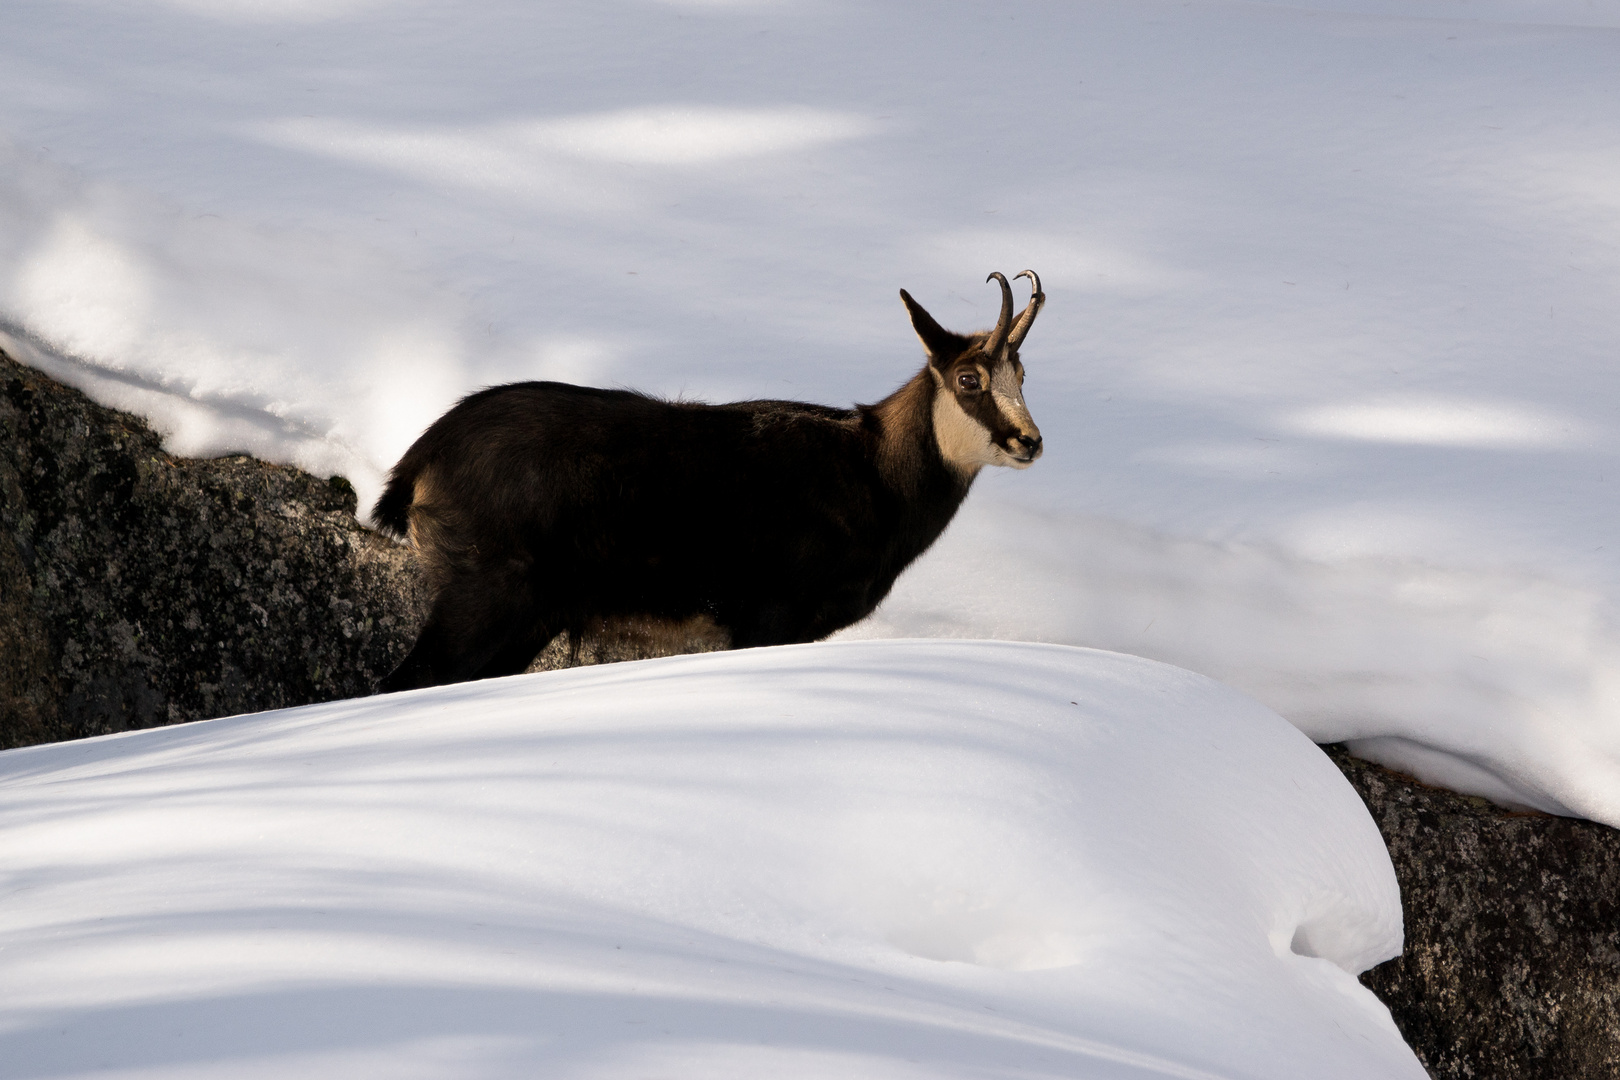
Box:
371 459 420 539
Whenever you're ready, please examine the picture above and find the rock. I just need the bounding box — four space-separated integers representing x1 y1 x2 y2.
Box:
0 346 429 747
527 614 731 672
1327 744 1620 1080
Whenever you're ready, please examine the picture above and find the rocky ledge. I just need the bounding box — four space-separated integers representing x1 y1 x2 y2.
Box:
0 346 426 746
1330 745 1620 1080
3 348 1618 1078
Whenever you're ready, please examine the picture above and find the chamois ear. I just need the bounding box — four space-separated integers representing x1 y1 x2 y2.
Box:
899 289 961 368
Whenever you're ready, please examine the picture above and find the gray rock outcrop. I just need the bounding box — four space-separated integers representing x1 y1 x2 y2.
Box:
0 346 426 747
1329 745 1620 1079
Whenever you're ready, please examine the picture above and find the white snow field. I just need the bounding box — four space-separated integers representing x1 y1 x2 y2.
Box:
4 0 1619 821
0 642 1423 1080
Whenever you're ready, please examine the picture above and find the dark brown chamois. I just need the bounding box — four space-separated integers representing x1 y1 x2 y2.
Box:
372 271 1045 692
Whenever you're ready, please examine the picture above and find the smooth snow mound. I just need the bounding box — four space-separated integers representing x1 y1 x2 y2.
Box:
0 642 1420 1080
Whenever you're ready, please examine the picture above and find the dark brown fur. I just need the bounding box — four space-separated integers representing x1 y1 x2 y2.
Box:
374 277 1043 692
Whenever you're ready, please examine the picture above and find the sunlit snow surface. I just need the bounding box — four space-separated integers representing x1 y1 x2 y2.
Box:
2 0 1620 820
0 642 1421 1080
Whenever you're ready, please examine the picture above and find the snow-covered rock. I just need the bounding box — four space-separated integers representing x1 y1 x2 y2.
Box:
0 348 421 746
1333 745 1620 1080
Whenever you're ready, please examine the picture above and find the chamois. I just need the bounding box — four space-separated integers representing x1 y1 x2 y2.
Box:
373 271 1045 692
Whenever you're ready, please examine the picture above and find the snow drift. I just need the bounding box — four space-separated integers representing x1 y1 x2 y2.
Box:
0 641 1423 1079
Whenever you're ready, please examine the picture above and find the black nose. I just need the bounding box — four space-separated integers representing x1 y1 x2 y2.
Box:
1015 434 1042 454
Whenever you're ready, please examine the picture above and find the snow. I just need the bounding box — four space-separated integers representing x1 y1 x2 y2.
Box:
1 2 1618 819
0 641 1424 1079
13 6 1608 1068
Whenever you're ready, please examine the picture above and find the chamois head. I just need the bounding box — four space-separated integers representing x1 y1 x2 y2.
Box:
901 270 1045 476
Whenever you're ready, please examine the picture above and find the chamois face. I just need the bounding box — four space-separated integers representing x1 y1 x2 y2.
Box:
901 271 1045 477
931 346 1042 472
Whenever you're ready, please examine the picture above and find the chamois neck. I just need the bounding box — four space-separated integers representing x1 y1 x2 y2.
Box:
866 366 975 499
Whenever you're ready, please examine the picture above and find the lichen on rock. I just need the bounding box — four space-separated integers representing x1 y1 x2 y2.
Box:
1328 744 1620 1080
0 346 428 746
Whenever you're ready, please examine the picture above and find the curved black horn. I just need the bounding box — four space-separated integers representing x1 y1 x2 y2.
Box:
1006 270 1044 350
983 271 1016 358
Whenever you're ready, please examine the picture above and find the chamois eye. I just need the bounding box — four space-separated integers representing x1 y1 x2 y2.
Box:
958 372 981 392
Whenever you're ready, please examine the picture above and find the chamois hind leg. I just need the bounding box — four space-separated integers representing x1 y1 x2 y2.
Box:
377 563 550 692
377 616 457 693
472 608 557 681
